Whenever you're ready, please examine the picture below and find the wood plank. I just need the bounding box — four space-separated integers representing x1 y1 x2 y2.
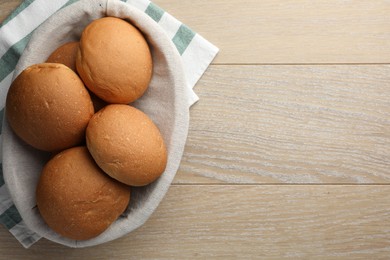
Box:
153 0 390 64
174 65 390 184
1 185 390 259
3 1 390 64
0 0 23 24
3 0 390 64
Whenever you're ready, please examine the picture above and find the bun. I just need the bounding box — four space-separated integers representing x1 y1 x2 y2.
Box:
76 17 153 104
36 146 130 240
46 41 79 71
47 42 107 111
46 42 107 112
86 104 167 186
6 63 94 152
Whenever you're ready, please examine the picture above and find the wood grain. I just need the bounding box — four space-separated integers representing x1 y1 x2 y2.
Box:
1 185 390 259
1 1 390 259
174 65 390 184
153 0 390 64
2 1 390 64
0 0 23 24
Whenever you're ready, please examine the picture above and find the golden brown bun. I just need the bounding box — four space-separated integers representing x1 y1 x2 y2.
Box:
46 41 107 111
36 146 130 241
86 104 167 186
76 17 153 104
6 63 94 152
46 42 79 71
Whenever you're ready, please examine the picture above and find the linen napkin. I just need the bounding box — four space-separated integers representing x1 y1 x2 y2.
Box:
0 0 218 248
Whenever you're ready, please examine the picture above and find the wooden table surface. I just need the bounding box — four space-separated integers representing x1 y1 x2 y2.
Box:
1 0 390 259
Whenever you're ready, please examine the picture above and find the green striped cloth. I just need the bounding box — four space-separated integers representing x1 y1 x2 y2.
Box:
0 0 218 248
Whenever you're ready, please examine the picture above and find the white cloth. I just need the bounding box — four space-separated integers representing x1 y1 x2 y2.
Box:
0 0 218 248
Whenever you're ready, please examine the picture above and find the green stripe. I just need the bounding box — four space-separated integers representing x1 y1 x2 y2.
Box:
0 205 22 230
0 0 80 28
172 24 195 55
0 164 4 187
0 0 35 28
0 0 79 29
145 2 165 23
0 31 33 83
21 236 36 247
0 1 78 84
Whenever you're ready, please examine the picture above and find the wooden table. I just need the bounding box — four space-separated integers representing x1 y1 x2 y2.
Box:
1 0 390 258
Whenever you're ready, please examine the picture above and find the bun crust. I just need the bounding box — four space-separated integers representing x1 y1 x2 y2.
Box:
5 63 94 152
86 104 167 186
36 146 130 240
46 41 79 71
76 17 152 104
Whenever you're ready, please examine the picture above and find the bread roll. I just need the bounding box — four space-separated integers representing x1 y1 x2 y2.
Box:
46 41 79 71
6 63 94 152
86 104 167 186
76 17 153 104
47 42 107 111
36 146 130 240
